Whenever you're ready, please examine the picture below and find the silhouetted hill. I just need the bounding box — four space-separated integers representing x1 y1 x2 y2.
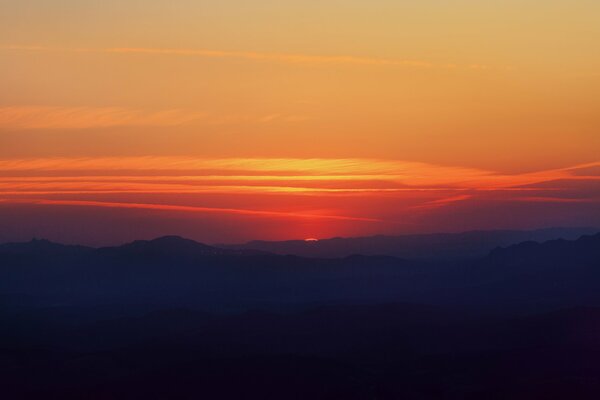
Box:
487 233 600 267
434 233 600 312
97 235 268 260
1 233 600 312
3 233 600 399
0 235 420 311
220 227 598 259
0 238 92 256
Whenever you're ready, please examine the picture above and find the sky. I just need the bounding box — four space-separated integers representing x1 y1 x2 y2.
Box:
1 0 599 245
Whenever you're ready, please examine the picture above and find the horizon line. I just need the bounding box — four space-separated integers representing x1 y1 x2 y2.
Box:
3 226 598 248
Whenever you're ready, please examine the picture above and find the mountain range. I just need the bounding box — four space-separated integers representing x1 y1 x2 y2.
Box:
220 227 598 259
1 229 599 313
3 228 600 399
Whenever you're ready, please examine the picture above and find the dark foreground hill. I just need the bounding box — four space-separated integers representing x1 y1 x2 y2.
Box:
220 227 598 259
1 233 600 312
2 233 600 399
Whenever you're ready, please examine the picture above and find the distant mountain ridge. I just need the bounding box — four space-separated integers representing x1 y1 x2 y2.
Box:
1 231 599 312
0 238 93 256
97 235 268 258
488 233 600 264
219 227 599 259
3 227 596 260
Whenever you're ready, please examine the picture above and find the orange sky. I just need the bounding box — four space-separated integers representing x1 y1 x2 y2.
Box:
0 1 599 244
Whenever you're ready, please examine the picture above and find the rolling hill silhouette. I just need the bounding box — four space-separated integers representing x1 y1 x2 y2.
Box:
2 231 600 399
221 227 597 259
1 231 599 312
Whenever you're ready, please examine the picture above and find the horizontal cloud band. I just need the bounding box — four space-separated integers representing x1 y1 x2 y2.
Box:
1 44 496 70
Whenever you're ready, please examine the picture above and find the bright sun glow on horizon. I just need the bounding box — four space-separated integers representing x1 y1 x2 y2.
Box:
0 0 598 245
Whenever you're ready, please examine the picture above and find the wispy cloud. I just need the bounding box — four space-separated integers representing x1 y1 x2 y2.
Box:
1 157 597 188
7 198 380 222
514 196 599 204
0 106 206 130
0 157 597 227
409 194 473 211
105 47 437 68
0 106 308 130
1 44 499 71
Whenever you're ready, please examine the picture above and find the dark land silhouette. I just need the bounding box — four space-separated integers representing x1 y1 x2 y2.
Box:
1 229 600 399
220 227 598 259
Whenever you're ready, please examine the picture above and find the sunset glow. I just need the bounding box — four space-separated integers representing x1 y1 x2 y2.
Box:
1 0 599 245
